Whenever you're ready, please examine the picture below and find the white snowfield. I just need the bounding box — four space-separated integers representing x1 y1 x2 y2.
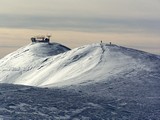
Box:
0 42 159 87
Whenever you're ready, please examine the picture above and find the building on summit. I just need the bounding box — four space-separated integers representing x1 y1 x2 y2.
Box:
31 35 51 43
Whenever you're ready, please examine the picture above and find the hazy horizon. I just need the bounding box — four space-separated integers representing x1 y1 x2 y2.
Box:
0 0 160 58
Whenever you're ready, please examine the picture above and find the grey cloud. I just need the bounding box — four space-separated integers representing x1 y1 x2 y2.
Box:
0 14 160 34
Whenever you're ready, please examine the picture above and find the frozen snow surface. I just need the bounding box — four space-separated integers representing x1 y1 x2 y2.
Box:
1 42 159 87
0 42 160 119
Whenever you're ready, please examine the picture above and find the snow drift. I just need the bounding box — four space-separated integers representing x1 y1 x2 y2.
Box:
0 42 160 87
1 42 160 119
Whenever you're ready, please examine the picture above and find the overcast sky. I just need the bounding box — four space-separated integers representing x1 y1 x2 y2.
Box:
0 0 160 58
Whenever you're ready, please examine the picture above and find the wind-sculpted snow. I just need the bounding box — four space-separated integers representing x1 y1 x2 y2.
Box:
0 43 160 87
0 42 70 84
0 82 160 119
0 42 160 119
0 42 70 68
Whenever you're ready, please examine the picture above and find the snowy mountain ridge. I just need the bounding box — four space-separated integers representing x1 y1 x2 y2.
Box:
0 42 159 87
0 42 160 119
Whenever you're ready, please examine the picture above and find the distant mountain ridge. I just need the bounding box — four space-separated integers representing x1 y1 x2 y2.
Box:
0 42 160 87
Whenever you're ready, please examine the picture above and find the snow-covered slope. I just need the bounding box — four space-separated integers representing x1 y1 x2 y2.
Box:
0 42 160 87
0 42 160 119
0 42 70 84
